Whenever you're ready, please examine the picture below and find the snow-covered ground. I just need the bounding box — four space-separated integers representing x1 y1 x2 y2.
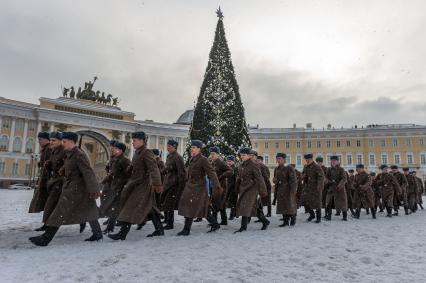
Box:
1 189 426 283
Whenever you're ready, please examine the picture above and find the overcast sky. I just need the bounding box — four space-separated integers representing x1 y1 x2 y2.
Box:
1 0 425 128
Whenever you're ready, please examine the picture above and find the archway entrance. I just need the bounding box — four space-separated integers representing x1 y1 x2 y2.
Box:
76 130 111 181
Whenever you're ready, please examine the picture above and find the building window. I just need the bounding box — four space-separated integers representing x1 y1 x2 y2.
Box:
368 139 374 147
325 154 331 166
296 141 301 149
406 138 412 147
420 138 424 146
285 141 290 149
394 154 401 165
25 138 35 153
12 163 19 175
254 142 258 149
326 140 331 148
286 155 291 164
307 141 312 148
0 135 8 151
347 154 352 166
346 140 351 147
28 121 37 131
421 154 426 165
0 162 5 174
356 154 363 165
336 140 341 148
369 154 375 166
296 155 302 166
13 137 22 152
2 117 10 129
25 164 31 176
392 138 398 147
264 142 269 149
317 141 321 148
356 140 361 147
337 155 342 163
15 119 24 131
264 155 269 164
381 154 388 165
275 142 279 149
407 154 413 165
381 139 386 147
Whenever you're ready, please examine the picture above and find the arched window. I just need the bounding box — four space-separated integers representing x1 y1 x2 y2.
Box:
13 137 22 152
26 138 35 153
2 117 10 129
0 135 8 151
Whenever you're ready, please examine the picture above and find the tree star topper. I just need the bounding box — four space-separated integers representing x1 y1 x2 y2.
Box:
216 6 224 19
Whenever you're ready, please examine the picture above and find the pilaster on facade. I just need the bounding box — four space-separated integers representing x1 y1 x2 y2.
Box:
21 120 29 153
7 118 16 152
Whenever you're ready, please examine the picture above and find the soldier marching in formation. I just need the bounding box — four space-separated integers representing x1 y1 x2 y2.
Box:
27 130 426 246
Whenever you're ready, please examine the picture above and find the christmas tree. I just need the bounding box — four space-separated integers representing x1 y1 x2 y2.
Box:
186 7 251 159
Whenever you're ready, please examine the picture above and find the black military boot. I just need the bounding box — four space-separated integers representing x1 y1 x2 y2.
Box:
207 210 220 233
419 203 424 210
315 209 322 223
103 217 116 234
325 208 332 221
102 219 109 225
371 208 377 219
229 208 236 220
147 213 165 237
404 207 410 215
290 215 296 226
194 217 203 222
29 226 59 247
349 208 355 216
85 220 103 242
234 216 248 233
177 217 193 236
385 207 393 218
353 208 361 219
256 208 270 230
266 205 272 217
79 222 87 233
108 222 131 240
219 210 228 225
136 220 146 230
34 224 47 232
164 211 174 230
342 211 348 221
392 208 399 216
306 209 315 222
335 210 341 216
366 208 370 215
279 215 289 227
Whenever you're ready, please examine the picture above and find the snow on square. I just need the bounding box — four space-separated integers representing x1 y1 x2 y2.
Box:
1 189 425 282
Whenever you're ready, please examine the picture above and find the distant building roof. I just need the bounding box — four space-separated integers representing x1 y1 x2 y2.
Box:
175 110 194 125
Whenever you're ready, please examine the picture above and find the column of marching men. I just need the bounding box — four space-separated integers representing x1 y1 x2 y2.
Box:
28 131 426 246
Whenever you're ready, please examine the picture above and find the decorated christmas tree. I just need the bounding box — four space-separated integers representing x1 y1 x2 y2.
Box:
186 7 251 159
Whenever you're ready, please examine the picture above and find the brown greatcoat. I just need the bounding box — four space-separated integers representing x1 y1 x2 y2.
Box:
352 171 375 209
155 157 166 208
325 165 348 211
178 153 220 219
99 153 131 218
346 173 355 209
393 171 408 208
235 159 267 217
211 158 233 210
29 144 52 213
302 162 324 210
273 164 297 215
42 145 66 223
405 173 418 210
295 169 303 208
160 150 186 211
117 145 162 224
226 164 239 208
375 172 400 208
259 162 272 207
46 146 100 227
415 176 424 205
320 164 328 208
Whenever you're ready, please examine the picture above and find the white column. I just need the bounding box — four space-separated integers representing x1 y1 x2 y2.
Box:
163 138 168 161
0 116 2 132
155 135 159 150
21 120 29 153
121 132 126 143
35 122 42 153
179 137 184 155
8 118 16 152
49 123 54 132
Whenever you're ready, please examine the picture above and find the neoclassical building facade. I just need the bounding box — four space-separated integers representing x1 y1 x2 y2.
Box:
1 96 425 186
